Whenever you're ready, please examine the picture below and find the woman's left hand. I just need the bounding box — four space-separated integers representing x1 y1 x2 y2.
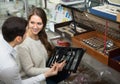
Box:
56 60 66 71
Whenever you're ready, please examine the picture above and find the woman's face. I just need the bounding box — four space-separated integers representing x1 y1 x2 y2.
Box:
28 15 43 35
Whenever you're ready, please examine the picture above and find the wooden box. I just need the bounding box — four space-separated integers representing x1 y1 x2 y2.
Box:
54 5 94 40
72 31 120 65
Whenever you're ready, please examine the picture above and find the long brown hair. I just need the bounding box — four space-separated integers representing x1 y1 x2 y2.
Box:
28 7 53 57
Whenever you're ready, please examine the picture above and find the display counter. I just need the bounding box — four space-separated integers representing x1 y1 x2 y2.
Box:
46 30 120 84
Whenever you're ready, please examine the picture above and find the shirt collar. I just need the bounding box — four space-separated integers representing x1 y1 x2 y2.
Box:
0 34 17 59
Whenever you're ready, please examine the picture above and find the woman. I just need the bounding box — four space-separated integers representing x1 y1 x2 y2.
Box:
16 7 69 84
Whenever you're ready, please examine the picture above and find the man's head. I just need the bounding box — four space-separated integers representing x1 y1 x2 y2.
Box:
2 16 27 45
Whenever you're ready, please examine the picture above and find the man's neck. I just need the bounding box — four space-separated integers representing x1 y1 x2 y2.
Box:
9 41 16 47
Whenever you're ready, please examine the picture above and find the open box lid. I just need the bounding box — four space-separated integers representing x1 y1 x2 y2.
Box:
60 3 120 39
60 0 85 5
60 4 95 29
108 0 120 7
89 0 120 22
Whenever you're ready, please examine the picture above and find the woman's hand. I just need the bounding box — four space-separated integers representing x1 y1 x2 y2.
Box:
44 63 59 78
56 60 66 71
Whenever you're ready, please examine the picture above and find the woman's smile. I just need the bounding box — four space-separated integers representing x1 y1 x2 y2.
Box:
29 15 43 35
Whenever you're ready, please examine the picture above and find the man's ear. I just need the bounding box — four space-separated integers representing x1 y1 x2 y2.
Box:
15 36 23 44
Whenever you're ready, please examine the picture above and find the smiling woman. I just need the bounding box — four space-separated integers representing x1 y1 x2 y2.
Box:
28 15 43 36
16 7 70 84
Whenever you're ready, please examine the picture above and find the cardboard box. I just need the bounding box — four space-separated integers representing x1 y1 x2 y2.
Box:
108 48 120 72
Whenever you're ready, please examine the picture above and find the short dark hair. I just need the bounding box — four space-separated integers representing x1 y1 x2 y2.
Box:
2 16 27 42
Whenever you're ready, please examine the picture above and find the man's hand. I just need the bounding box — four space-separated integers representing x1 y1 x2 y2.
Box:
56 60 66 71
44 63 59 78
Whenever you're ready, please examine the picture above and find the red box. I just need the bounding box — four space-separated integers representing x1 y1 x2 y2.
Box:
108 48 120 72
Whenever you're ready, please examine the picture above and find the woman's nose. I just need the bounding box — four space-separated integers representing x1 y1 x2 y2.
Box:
33 23 38 28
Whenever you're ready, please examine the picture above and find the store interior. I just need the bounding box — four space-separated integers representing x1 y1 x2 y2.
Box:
0 0 120 84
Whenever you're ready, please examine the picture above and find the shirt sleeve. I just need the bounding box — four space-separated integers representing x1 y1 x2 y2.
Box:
22 74 45 84
0 66 45 84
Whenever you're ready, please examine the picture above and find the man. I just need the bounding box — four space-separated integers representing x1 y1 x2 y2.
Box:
0 16 59 84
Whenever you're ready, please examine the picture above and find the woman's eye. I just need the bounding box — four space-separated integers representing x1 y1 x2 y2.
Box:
30 21 42 25
30 21 34 24
37 22 42 25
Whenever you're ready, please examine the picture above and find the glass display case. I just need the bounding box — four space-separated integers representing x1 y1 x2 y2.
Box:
0 0 24 17
61 0 120 22
23 0 47 18
0 0 47 17
0 0 24 27
0 0 23 27
0 0 47 27
57 0 120 71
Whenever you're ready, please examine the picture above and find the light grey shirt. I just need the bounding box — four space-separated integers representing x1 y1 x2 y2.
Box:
0 34 45 84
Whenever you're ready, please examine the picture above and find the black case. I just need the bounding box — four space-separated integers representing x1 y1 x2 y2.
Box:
46 46 86 73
